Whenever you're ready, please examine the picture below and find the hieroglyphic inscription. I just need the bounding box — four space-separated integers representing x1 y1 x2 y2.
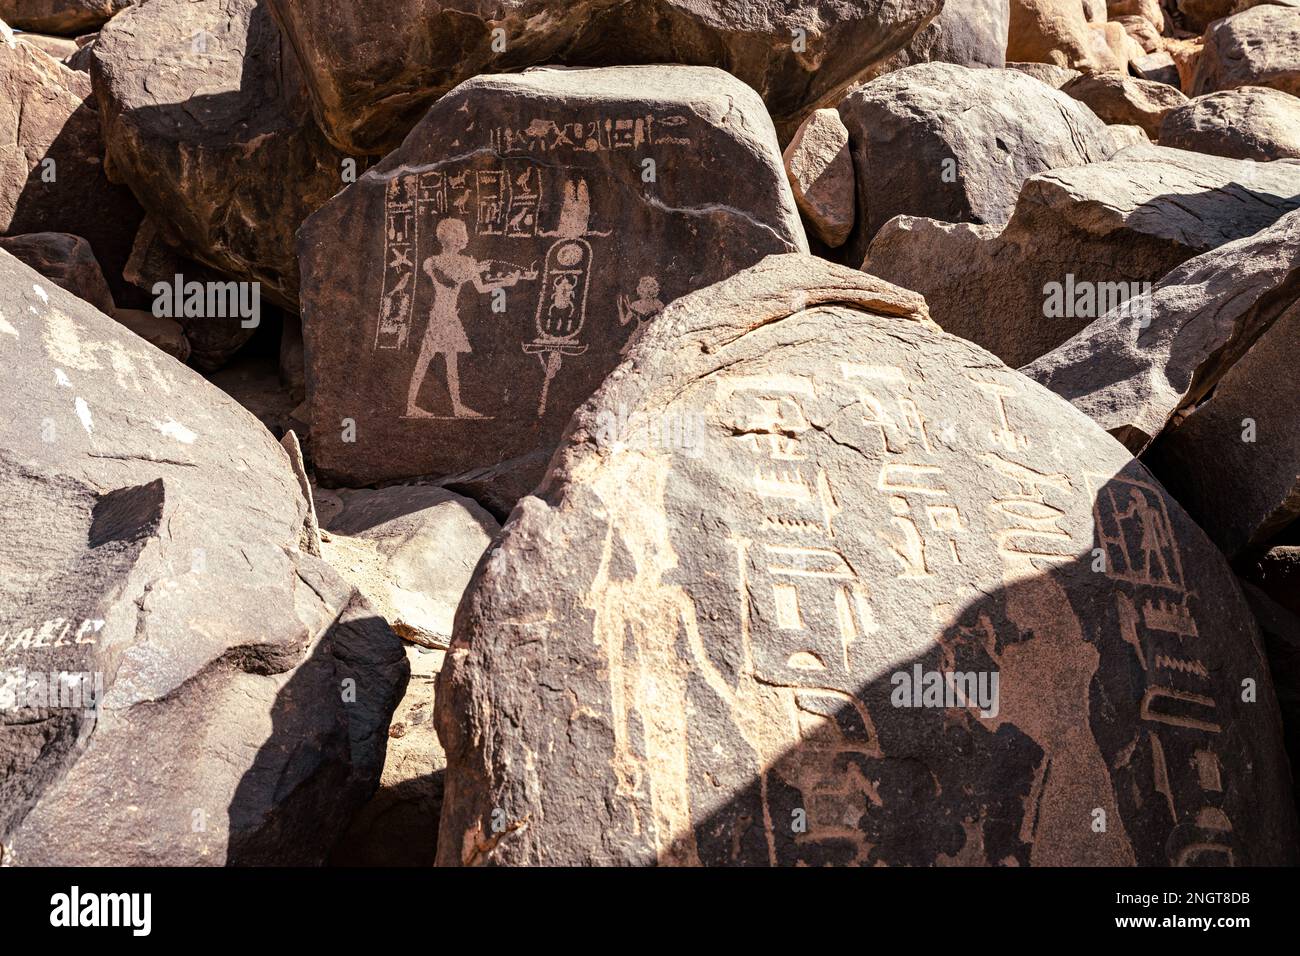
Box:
488 114 692 155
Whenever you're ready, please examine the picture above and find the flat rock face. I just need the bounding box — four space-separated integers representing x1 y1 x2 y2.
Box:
864 144 1300 367
837 63 1116 262
859 0 1011 80
1145 299 1300 558
267 0 942 155
435 254 1296 866
783 109 855 249
1160 87 1300 161
1192 6 1300 97
1007 0 1125 72
0 249 408 865
0 231 114 314
1022 209 1300 454
90 0 352 313
0 0 129 33
317 484 500 648
1060 72 1189 138
300 65 806 493
0 34 142 306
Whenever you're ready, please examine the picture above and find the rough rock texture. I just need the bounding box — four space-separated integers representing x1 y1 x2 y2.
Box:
15 31 76 59
1132 51 1181 87
1166 37 1206 94
1108 0 1165 30
1246 546 1300 617
860 0 1011 80
838 63 1116 261
1060 71 1189 137
0 231 114 313
1160 87 1300 160
317 484 499 649
331 643 447 866
1007 59 1082 86
0 32 142 306
1022 209 1300 453
1142 299 1300 558
90 0 353 311
783 108 854 248
435 253 1296 866
300 65 807 494
864 144 1300 367
1180 0 1238 29
0 0 129 33
1240 584 1300 816
268 0 943 156
0 249 408 864
1112 15 1160 53
1007 0 1125 72
1192 5 1300 96
111 307 189 362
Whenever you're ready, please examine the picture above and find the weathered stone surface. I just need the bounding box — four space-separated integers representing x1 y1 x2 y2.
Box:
435 253 1296 866
1112 15 1161 53
1007 0 1125 72
1180 0 1237 30
15 31 76 58
783 109 855 249
1095 20 1145 67
1061 71 1189 137
300 65 807 492
268 0 943 156
864 144 1300 367
1007 59 1082 86
0 32 142 306
1132 50 1181 87
0 231 114 313
1108 0 1165 30
859 0 1011 81
90 0 353 310
0 0 129 33
1246 545 1300 617
1142 299 1300 558
1160 87 1300 160
1166 37 1205 94
1192 5 1300 96
317 484 499 649
838 63 1116 261
111 307 189 362
0 249 408 864
1240 583 1300 817
1022 209 1300 453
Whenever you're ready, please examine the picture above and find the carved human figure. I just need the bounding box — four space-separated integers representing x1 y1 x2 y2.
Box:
406 218 528 419
618 276 666 355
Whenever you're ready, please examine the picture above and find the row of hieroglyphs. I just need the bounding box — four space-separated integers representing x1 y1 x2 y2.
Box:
486 113 692 155
700 357 1234 864
0 618 105 656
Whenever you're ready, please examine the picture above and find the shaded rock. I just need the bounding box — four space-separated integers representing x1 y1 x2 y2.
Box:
783 109 854 248
317 484 499 649
1159 87 1300 160
300 65 806 493
838 63 1116 261
279 311 305 403
1239 584 1300 820
1143 298 1300 558
435 252 1296 866
1192 5 1300 96
90 0 354 310
267 0 944 156
111 307 189 361
865 144 1300 367
1061 71 1189 137
1006 59 1083 85
1180 0 1238 30
0 32 143 307
206 350 305 440
123 215 252 369
0 0 129 34
1007 0 1125 72
331 644 446 867
0 231 114 313
14 31 76 58
1245 546 1300 618
0 248 408 864
859 0 1011 81
1132 50 1181 86
1022 208 1300 453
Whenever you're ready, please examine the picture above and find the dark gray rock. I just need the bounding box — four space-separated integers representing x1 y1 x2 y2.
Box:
1160 87 1300 161
0 231 114 313
0 0 130 34
1191 5 1300 97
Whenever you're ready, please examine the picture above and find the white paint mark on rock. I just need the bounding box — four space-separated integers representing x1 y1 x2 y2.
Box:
75 397 94 435
54 368 71 387
155 419 197 444
32 284 48 304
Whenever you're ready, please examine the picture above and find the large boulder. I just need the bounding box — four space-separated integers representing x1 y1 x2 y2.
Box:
1159 87 1300 161
266 0 943 156
0 31 142 306
0 0 129 33
1007 0 1126 72
1144 297 1300 559
859 0 1011 79
299 65 807 495
0 231 114 313
435 253 1297 866
837 63 1117 261
864 145 1300 367
1022 210 1300 454
0 248 408 864
1060 72 1189 138
783 108 855 249
1191 5 1300 97
90 0 353 315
